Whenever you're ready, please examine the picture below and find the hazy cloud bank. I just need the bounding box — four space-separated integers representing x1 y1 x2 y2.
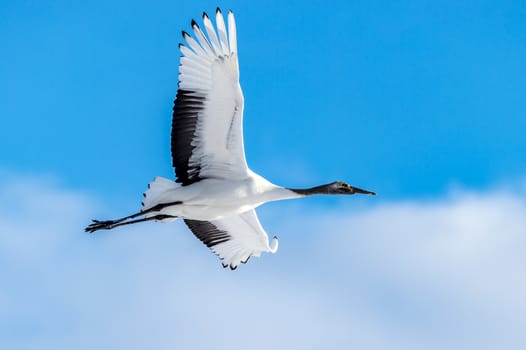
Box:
1 174 524 349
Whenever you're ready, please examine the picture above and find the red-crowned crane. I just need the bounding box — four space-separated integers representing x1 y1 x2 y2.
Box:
86 9 375 269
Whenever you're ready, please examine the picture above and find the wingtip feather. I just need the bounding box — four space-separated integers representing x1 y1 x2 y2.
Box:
202 10 221 55
269 236 279 253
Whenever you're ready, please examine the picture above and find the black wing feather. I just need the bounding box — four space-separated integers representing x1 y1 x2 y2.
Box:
171 89 206 186
184 219 232 248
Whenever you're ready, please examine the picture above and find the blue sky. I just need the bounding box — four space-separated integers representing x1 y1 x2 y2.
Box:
1 1 525 349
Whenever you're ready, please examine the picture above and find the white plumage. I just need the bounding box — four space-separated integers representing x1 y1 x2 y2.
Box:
86 9 375 270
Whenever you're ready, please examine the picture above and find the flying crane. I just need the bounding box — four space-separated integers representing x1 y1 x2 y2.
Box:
85 9 375 269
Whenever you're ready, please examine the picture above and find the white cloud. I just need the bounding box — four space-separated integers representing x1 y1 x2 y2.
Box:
1 173 525 349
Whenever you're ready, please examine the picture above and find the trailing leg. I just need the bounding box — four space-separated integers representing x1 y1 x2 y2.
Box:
85 214 177 233
84 201 182 233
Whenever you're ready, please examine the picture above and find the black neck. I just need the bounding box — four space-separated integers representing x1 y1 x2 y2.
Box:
288 183 333 196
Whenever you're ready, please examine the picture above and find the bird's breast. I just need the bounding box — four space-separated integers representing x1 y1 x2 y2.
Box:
167 178 265 221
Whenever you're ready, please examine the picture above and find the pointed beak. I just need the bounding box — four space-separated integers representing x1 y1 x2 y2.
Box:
350 186 376 195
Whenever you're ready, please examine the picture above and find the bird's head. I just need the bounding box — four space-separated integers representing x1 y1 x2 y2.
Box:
326 181 376 195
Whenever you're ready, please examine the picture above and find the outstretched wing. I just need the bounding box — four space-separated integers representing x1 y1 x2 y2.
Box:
184 210 279 270
172 9 247 186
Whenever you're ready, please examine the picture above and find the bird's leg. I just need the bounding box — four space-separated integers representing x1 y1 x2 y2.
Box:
117 201 185 223
85 201 182 233
85 214 177 233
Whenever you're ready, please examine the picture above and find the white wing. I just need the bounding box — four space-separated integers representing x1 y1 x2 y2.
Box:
184 210 279 270
172 9 247 186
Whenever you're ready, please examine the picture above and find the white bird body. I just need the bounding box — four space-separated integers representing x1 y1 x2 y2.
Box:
86 9 375 269
142 173 297 222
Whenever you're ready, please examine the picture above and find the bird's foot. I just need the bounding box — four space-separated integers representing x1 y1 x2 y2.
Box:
85 219 117 233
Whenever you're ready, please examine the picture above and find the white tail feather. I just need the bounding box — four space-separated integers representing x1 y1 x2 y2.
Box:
142 176 179 210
